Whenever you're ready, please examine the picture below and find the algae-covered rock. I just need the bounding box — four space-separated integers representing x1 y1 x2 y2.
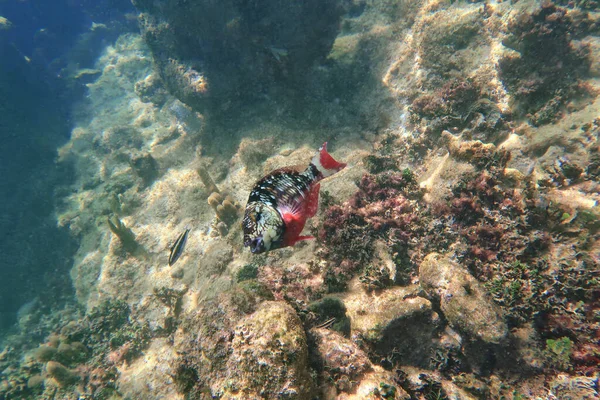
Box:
311 327 371 394
133 0 345 110
130 152 159 187
134 73 168 106
339 285 440 366
46 361 80 386
550 374 599 399
222 301 311 399
32 345 57 362
346 367 411 400
420 253 507 344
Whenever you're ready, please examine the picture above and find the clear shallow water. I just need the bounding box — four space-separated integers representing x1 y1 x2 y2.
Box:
0 1 598 399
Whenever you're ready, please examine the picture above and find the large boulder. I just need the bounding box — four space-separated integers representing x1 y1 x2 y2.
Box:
339 285 440 367
420 253 507 344
132 0 346 110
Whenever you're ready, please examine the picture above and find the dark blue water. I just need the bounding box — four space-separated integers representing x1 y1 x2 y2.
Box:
0 0 135 332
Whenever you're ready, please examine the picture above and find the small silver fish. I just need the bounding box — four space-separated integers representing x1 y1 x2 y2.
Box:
168 228 190 266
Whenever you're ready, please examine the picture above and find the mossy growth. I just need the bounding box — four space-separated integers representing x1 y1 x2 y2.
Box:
319 189 338 210
154 286 186 334
545 337 573 371
63 299 153 368
237 280 274 301
308 297 351 336
236 263 259 282
87 299 130 336
373 382 397 399
364 154 397 174
359 264 394 292
485 261 548 327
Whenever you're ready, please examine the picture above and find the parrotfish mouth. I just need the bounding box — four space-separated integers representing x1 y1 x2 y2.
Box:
246 236 266 254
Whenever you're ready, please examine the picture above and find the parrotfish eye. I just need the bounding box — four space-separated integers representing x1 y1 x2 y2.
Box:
249 237 265 254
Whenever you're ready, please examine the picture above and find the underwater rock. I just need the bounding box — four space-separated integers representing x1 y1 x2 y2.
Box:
133 0 345 110
238 137 276 169
512 324 545 370
550 374 599 399
311 327 371 393
130 152 160 187
498 3 591 124
339 285 440 367
416 5 484 78
420 253 507 344
223 301 311 399
345 367 410 400
197 240 234 277
442 131 497 164
134 73 168 106
584 36 600 78
46 361 80 386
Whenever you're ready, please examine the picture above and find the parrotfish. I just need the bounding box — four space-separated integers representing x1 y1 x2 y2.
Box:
168 227 190 266
243 143 346 254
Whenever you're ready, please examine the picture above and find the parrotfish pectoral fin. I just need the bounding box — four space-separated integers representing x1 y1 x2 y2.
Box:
313 142 347 178
306 183 320 218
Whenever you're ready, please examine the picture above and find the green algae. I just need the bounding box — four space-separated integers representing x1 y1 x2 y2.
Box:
545 337 574 371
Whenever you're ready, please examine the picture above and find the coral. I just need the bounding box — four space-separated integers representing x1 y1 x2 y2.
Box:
106 215 140 253
197 164 220 195
198 164 240 234
32 345 58 362
207 192 239 227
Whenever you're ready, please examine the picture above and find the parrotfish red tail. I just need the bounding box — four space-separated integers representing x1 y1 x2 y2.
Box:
311 142 347 178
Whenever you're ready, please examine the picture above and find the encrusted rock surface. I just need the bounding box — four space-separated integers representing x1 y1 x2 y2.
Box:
420 253 507 344
339 285 440 366
223 301 311 399
132 0 346 111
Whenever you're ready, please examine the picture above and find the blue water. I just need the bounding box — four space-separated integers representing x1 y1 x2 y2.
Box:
0 0 134 332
